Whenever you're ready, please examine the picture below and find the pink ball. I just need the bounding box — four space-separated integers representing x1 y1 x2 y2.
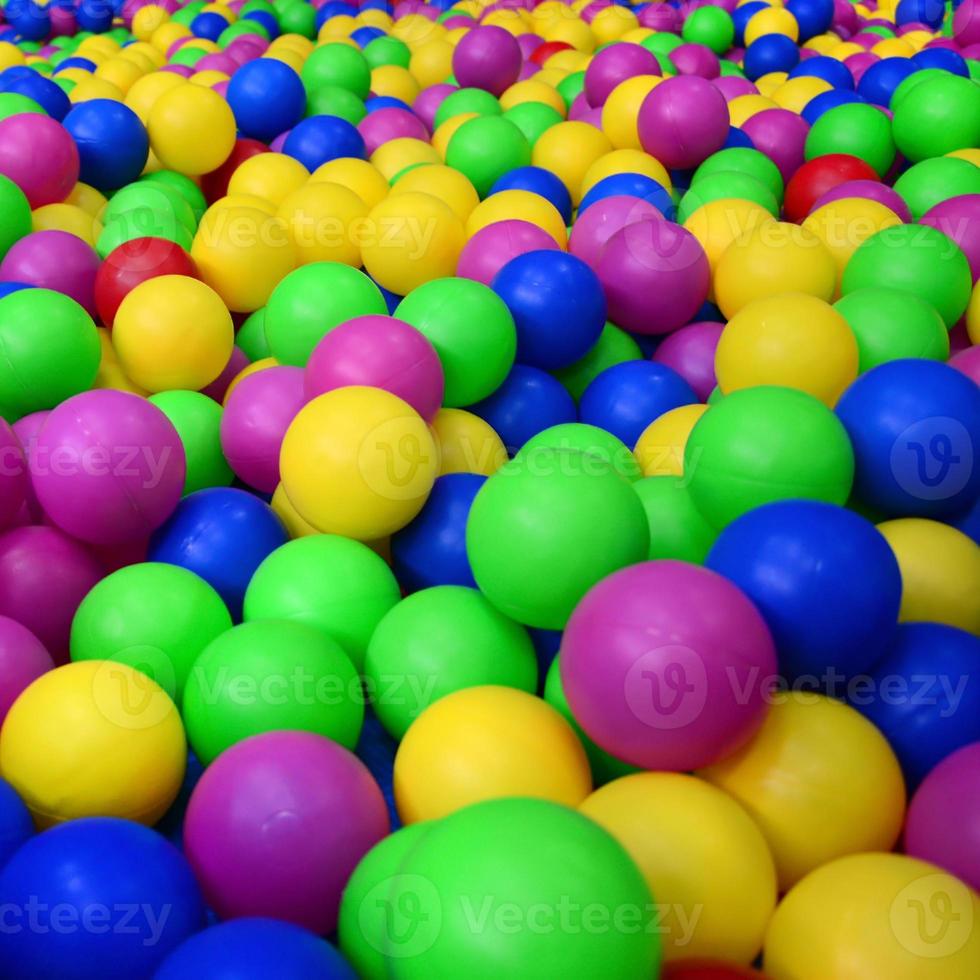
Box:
183 730 390 935
905 742 980 892
516 32 542 58
0 525 103 664
0 418 26 533
31 390 185 546
652 320 724 401
457 219 561 285
197 52 239 73
583 42 659 108
713 75 758 100
305 315 444 420
844 51 879 84
268 129 289 153
201 345 249 403
833 0 860 34
0 616 53 725
568 91 591 122
949 345 980 385
161 64 194 78
670 42 720 79
954 0 980 47
413 83 457 131
451 25 522 96
568 194 663 270
639 3 680 29
0 230 100 316
220 365 306 493
561 560 777 770
921 195 980 282
0 114 79 209
810 178 911 221
638 74 729 170
12 410 47 524
358 106 429 155
595 218 710 335
740 107 809 184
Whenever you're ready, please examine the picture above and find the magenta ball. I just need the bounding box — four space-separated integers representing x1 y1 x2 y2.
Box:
639 3 680 29
561 560 777 771
304 315 444 420
670 42 720 78
844 51 879 83
833 0 860 33
568 91 591 122
516 32 542 58
638 74 729 169
197 52 240 73
713 75 758 100
0 616 53 725
0 230 100 316
413 83 457 131
220 365 306 493
583 42 659 108
457 219 560 285
358 107 429 155
451 25 522 96
201 345 249 403
269 130 289 153
921 195 980 282
905 742 980 892
12 410 47 523
183 730 389 935
568 194 663 270
596 218 710 335
954 0 980 46
0 525 103 664
950 345 980 385
810 178 911 221
0 418 26 533
31 389 185 546
740 107 809 184
0 114 79 209
651 320 724 401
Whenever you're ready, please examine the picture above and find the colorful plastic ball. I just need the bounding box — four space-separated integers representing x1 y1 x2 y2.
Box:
583 42 659 109
148 81 235 175
0 174 30 263
650 320 722 402
62 98 148 191
637 75 728 169
0 776 31 870
302 41 372 99
451 24 521 97
893 71 980 162
854 56 915 107
456 218 559 286
0 113 79 209
783 153 879 225
921 195 980 283
0 228 99 316
226 58 304 143
488 165 572 224
804 102 895 177
444 115 531 200
184 730 387 933
634 474 717 563
0 616 52 727
282 114 365 171
553 321 641 403
685 386 854 528
519 422 641 483
531 120 613 207
894 159 980 224
466 188 568 248
156 390 237 489
580 172 676 219
739 107 808 184
743 34 800 81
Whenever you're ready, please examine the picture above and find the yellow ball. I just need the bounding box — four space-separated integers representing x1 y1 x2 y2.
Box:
148 82 236 175
64 181 107 218
190 69 230 88
830 40 864 59
0 661 185 828
94 327 149 396
948 147 980 168
370 136 440 180
532 120 613 205
204 193 278 218
95 57 145 95
370 63 420 103
309 157 390 210
264 47 305 73
276 180 368 266
764 853 980 979
966 279 980 344
544 15 596 52
745 5 800 43
223 356 278 405
547 48 590 73
634 404 709 477
601 74 662 149
317 13 357 39
590 4 638 43
581 772 777 964
754 71 788 98
715 292 859 406
151 22 191 54
271 482 319 538
390 163 479 221
499 78 566 115
409 37 453 88
713 220 837 318
700 694 906 891
69 77 125 104
430 407 507 476
280 385 439 539
227 151 309 208
432 112 476 159
124 70 184 124
393 685 592 824
191 205 297 313
872 36 914 57
0 42 25 70
390 11 442 45
31 203 102 247
112 275 234 392
581 147 671 197
361 191 465 295
727 93 779 127
772 75 832 113
466 188 569 248
877 518 980 635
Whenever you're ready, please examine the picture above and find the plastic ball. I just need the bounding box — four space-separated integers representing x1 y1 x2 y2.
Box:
892 71 980 163
148 81 235 175
488 164 573 224
282 114 366 171
519 421 641 483
894 158 980 222
451 24 521 97
531 119 612 205
0 776 31 870
0 616 52 726
743 35 801 80
444 115 531 199
783 153 879 224
634 404 708 479
0 228 99 316
302 42 371 98
0 174 31 263
390 163 479 222
430 407 507 476
62 98 149 190
638 75 729 169
227 152 309 209
0 113 79 209
466 187 568 248
740 107 809 184
227 57 305 142
276 179 368 266
921 195 980 284
651 320 723 402
456 218 560 286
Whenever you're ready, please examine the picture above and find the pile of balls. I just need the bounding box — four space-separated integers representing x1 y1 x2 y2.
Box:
0 0 979 973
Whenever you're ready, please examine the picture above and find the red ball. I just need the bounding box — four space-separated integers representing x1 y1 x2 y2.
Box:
94 237 198 327
662 960 770 979
783 153 880 223
200 137 268 204
530 40 574 65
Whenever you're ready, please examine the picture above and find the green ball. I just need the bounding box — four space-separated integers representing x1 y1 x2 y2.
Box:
707 385 725 405
148 390 234 495
518 422 641 482
553 321 642 402
170 45 209 68
139 170 207 223
378 798 661 979
804 103 896 178
677 170 779 224
892 157 980 220
543 656 639 786
633 475 718 563
433 87 502 129
239 0 276 14
685 386 855 529
70 562 232 703
305 83 366 123
717 59 745 78
556 70 585 110
395 277 516 406
445 115 531 197
172 1 205 25
182 619 363 765
641 32 684 55
833 288 949 373
0 288 100 422
96 208 193 260
218 20 269 46
682 6 735 54
0 93 45 122
278 0 316 37
692 147 784 202
0 173 31 261
302 42 372 99
502 100 563 147
265 261 386 365
841 224 972 327
364 585 537 739
235 307 270 361
364 35 410 70
466 448 650 629
104 182 196 235
243 534 401 670
891 71 980 162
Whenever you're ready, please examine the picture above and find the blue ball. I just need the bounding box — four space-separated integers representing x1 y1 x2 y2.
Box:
732 1 768 44
895 0 945 27
4 0 50 41
282 114 365 171
0 778 31 872
243 9 280 38
315 0 357 29
788 54 855 90
0 282 30 301
857 56 918 107
706 500 902 682
62 99 149 191
836 359 980 520
743 34 800 80
854 623 980 787
53 56 97 74
471 364 577 451
190 10 230 40
0 818 205 980
801 88 865 126
785 0 834 39
488 165 573 224
148 487 287 620
365 94 411 113
351 25 386 46
912 47 970 76
723 126 754 150
491 250 606 371
392 473 485 591
75 0 114 32
0 70 70 120
156 919 356 980
227 59 306 143
577 172 676 219
579 360 698 448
